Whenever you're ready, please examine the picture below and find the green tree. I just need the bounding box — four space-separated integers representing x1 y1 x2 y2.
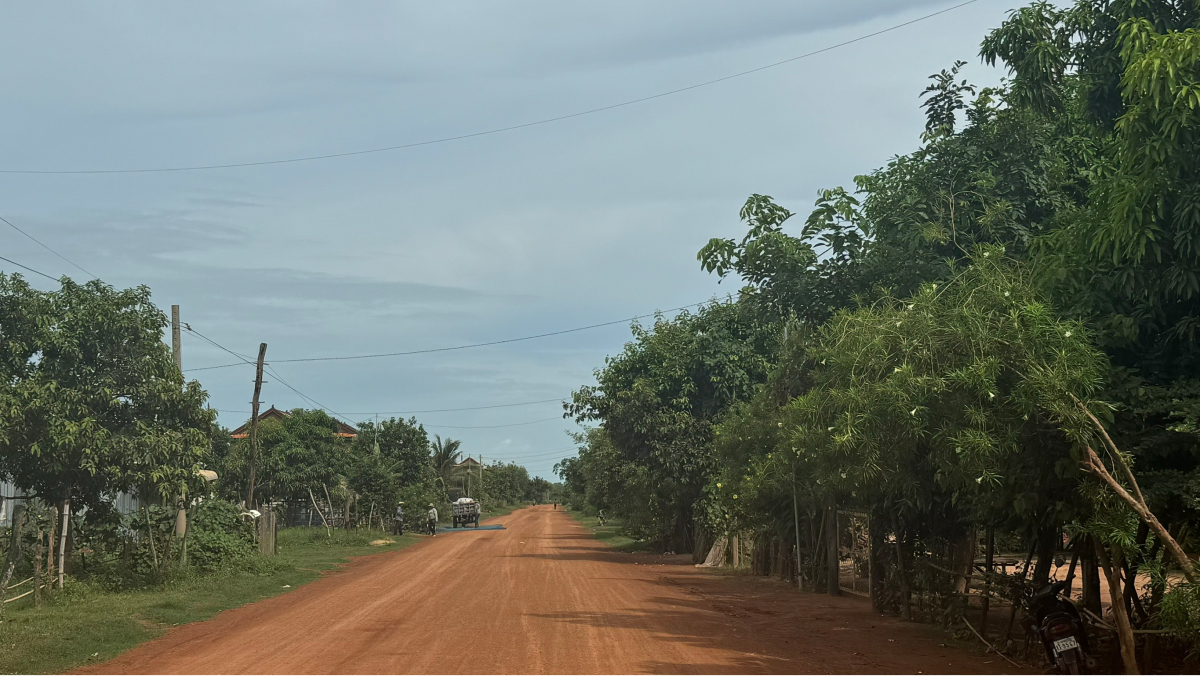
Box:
0 275 214 576
429 435 462 490
568 302 770 551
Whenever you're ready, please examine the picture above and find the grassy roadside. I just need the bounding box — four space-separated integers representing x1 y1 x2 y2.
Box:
565 509 651 553
0 527 421 674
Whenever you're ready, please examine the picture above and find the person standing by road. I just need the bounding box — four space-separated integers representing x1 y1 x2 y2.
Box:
426 503 438 536
394 502 404 535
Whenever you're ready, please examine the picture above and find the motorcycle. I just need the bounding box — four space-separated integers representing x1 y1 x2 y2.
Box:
1027 580 1091 674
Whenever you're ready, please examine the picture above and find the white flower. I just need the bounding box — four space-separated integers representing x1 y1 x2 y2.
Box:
983 251 990 258
827 426 835 431
1065 331 1072 337
777 422 784 428
910 408 918 416
988 392 995 400
1004 291 1010 297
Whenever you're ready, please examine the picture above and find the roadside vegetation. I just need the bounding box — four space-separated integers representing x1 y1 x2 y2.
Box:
0 278 560 669
567 509 650 553
0 527 417 674
557 2 1200 672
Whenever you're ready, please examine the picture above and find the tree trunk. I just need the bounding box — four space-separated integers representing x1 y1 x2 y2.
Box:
56 498 70 588
1032 522 1057 590
45 505 57 581
1080 534 1102 615
952 529 976 594
33 529 43 605
980 526 994 637
893 516 912 621
1096 542 1139 675
825 503 839 596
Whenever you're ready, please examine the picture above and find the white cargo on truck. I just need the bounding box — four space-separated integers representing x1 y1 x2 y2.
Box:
452 497 481 528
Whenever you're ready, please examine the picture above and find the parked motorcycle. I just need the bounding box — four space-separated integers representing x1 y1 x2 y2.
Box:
1027 580 1091 674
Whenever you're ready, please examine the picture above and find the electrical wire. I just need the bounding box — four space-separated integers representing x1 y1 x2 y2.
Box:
0 255 58 281
0 1 982 175
213 396 568 416
183 325 357 425
422 417 565 429
263 364 356 426
342 398 566 415
182 299 717 372
0 215 97 279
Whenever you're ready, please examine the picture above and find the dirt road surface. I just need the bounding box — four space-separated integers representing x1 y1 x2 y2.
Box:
86 506 1017 674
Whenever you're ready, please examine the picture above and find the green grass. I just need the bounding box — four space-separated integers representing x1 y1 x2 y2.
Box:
0 527 421 674
565 509 651 553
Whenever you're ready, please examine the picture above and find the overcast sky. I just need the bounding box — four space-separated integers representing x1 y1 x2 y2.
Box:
0 1 1024 480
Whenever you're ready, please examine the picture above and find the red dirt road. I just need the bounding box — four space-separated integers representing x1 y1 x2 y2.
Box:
87 506 1017 674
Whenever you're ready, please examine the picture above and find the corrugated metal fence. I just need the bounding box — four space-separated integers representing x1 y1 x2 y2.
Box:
1 481 142 526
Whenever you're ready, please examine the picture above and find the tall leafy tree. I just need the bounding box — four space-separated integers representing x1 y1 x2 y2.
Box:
0 275 213 553
568 302 770 551
429 435 462 488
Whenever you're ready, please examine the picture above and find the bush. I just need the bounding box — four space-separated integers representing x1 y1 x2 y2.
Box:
185 498 255 571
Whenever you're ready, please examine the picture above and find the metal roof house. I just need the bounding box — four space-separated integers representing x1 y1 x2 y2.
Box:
229 406 358 439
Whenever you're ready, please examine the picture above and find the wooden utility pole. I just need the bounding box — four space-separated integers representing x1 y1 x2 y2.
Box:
171 305 182 373
246 343 268 509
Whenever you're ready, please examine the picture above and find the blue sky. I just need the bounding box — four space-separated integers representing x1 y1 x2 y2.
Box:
0 1 1024 480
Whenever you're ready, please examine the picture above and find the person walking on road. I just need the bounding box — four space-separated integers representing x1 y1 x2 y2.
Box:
426 503 438 536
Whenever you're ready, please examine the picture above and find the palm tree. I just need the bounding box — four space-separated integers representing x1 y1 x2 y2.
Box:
430 435 462 486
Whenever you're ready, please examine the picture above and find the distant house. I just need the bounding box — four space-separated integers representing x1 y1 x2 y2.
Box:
229 406 358 439
454 456 482 471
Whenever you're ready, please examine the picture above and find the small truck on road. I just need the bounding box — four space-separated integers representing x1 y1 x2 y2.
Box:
452 497 481 528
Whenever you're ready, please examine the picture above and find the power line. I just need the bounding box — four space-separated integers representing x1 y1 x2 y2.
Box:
182 299 716 372
423 417 565 429
0 1 982 176
183 325 358 425
0 255 58 281
263 364 356 426
0 214 97 279
212 396 567 417
342 398 566 415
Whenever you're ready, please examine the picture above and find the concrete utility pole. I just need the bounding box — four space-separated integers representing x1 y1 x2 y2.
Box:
170 305 188 558
246 343 268 509
171 305 182 373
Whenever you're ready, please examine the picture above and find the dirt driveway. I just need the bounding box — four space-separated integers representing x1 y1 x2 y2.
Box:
85 505 1017 674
